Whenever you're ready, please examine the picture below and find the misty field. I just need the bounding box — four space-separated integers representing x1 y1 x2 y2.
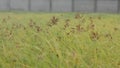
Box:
0 12 120 68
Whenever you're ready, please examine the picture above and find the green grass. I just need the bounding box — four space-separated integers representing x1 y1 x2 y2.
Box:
0 12 120 68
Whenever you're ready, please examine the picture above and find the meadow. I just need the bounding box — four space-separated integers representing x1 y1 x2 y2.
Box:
0 12 120 68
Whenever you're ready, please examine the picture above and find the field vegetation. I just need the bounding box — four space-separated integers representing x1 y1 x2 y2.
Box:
0 12 120 68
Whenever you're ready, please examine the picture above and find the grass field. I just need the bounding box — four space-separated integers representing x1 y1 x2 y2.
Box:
0 12 120 68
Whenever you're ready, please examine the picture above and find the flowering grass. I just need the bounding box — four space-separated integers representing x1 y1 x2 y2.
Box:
0 12 120 68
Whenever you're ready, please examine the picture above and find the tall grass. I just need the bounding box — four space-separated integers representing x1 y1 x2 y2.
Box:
0 12 120 68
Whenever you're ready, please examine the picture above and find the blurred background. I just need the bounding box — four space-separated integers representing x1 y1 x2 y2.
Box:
0 0 120 13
